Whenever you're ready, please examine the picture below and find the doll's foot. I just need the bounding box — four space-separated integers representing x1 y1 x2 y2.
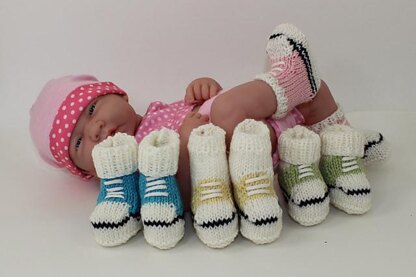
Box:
320 125 371 214
255 23 320 118
138 128 185 249
188 124 238 248
90 133 142 247
278 126 329 226
229 119 282 244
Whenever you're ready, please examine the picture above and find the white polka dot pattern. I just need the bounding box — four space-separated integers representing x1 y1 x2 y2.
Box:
49 82 127 179
135 100 196 144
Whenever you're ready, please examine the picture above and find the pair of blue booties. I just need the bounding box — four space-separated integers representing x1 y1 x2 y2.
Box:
89 129 184 249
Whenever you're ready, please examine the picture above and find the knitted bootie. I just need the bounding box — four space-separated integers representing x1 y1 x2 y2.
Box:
138 128 185 249
188 124 238 248
320 125 371 214
362 129 390 166
90 133 142 247
255 23 320 119
278 126 329 226
306 104 390 165
229 119 282 244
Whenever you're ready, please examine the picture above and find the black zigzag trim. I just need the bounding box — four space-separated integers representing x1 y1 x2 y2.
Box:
192 212 237 228
238 208 278 226
143 214 184 228
281 187 328 207
92 212 140 230
269 33 318 94
363 133 384 158
328 185 371 196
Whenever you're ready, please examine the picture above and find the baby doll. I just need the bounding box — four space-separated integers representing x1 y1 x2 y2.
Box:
30 23 389 248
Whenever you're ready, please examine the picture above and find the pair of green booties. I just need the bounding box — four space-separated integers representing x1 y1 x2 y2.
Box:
278 124 372 226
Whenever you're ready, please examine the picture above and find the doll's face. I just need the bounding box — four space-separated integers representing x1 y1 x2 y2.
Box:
69 94 141 176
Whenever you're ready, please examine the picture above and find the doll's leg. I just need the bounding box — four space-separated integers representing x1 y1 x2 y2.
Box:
89 133 142 247
299 81 390 165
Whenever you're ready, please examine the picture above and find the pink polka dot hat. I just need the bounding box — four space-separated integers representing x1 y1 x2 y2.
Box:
30 75 127 180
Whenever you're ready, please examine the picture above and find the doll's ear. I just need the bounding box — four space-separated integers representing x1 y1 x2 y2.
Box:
122 95 129 102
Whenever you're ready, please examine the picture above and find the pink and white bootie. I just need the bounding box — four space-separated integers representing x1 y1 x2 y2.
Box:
256 23 321 118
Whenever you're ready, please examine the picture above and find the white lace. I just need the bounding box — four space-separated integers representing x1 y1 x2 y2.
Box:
298 164 314 179
245 174 271 196
342 156 359 173
104 179 125 199
271 61 285 76
200 181 223 201
144 176 169 198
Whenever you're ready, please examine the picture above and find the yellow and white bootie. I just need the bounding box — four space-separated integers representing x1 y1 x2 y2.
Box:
229 119 282 244
188 124 238 248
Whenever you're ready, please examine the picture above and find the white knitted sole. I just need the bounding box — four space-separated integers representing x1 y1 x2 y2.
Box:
194 218 238 248
239 197 283 244
141 203 185 249
289 198 329 226
93 218 142 247
329 173 371 214
287 178 329 226
143 218 185 250
240 215 282 245
193 201 238 248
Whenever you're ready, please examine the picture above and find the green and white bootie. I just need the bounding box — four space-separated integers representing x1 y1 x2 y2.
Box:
229 119 282 244
278 126 329 226
320 125 371 214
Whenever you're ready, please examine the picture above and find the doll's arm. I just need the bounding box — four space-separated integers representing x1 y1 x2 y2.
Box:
184 77 222 105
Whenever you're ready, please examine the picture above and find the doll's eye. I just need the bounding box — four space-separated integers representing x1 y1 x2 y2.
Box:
75 137 82 150
88 103 96 115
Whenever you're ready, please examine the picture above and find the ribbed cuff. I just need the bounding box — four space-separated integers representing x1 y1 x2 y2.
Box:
254 73 288 119
321 125 365 157
188 123 226 156
307 103 348 134
278 126 320 165
230 119 271 154
138 128 179 177
92 133 138 179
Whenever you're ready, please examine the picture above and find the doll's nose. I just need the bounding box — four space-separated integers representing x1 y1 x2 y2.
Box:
86 120 105 142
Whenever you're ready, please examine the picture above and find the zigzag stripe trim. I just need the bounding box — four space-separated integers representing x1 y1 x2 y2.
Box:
281 187 329 207
269 33 317 93
363 133 384 158
328 184 371 196
143 214 184 228
91 212 140 230
238 208 279 226
192 212 237 228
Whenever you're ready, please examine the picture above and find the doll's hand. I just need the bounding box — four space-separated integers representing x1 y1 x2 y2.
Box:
179 111 209 138
185 77 223 105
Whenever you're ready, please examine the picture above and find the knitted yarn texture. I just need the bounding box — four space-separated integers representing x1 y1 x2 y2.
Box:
255 23 320 119
188 124 238 248
138 128 185 249
89 133 142 247
229 119 282 244
320 125 371 214
278 126 329 226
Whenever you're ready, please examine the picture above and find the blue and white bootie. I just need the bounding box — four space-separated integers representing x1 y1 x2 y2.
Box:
138 128 185 249
90 133 142 247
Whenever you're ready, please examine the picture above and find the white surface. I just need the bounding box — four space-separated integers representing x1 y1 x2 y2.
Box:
1 111 415 276
1 0 416 130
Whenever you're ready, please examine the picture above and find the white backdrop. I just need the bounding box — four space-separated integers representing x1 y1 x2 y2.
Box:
1 0 415 129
